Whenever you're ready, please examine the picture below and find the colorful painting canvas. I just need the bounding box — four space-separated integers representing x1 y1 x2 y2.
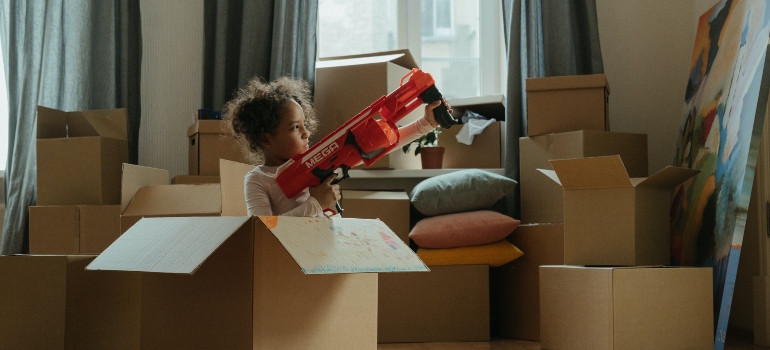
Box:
672 0 770 348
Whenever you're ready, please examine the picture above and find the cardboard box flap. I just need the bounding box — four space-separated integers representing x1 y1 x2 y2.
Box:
634 166 700 190
265 216 429 274
186 120 231 137
447 94 506 121
526 74 609 93
86 216 251 274
36 106 127 140
121 163 170 213
69 109 128 140
316 49 418 70
123 184 222 216
36 106 68 139
548 155 632 189
219 159 254 216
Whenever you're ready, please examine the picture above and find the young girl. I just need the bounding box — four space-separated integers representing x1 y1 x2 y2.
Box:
223 75 446 217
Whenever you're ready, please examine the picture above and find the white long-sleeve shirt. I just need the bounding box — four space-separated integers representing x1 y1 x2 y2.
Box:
244 116 436 217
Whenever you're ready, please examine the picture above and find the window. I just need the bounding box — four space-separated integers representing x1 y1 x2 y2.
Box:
317 0 504 99
318 0 399 58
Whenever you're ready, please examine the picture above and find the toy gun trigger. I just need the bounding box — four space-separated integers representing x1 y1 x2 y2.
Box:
419 85 457 129
331 164 351 185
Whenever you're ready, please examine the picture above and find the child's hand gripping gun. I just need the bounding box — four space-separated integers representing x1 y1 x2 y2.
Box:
275 68 457 216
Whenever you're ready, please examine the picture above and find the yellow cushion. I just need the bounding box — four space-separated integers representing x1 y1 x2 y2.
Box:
416 239 524 267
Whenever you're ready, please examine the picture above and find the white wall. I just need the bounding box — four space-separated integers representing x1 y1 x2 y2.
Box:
139 0 203 178
596 0 698 175
596 0 759 332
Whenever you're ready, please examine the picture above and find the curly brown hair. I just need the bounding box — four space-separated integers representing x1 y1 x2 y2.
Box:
222 76 318 164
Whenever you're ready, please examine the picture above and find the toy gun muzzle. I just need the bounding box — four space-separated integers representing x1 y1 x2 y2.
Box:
419 85 457 129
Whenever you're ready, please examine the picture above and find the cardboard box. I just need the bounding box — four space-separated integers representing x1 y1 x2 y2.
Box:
188 120 250 176
0 255 141 349
88 215 428 349
29 205 121 254
340 190 410 244
315 49 424 169
520 130 648 224
378 265 489 343
526 74 609 136
171 175 221 184
36 106 128 205
440 94 506 169
119 163 222 232
540 156 698 265
491 224 563 341
539 265 713 350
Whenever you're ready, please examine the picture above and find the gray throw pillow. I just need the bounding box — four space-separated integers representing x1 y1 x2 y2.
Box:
410 169 517 216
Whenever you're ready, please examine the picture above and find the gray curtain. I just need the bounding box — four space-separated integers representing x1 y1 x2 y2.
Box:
0 1 142 255
501 0 603 219
202 0 318 111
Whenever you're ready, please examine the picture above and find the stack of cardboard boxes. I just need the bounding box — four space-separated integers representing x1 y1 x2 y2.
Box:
2 106 142 349
318 50 506 343
491 74 714 349
174 117 250 184
2 104 424 348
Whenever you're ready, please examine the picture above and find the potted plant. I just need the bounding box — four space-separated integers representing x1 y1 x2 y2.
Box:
402 127 444 169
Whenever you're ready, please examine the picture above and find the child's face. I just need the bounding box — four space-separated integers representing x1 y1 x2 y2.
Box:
261 100 310 166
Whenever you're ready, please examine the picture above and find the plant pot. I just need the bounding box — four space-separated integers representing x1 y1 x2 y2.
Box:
420 146 445 169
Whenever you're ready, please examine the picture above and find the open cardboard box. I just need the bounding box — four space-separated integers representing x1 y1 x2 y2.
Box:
440 94 505 169
36 106 128 205
539 155 699 266
519 130 648 224
86 159 428 349
315 49 424 169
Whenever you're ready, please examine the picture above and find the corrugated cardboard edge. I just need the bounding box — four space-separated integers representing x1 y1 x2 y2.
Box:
120 163 169 213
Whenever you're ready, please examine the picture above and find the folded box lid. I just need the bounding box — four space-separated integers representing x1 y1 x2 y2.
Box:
37 106 128 140
86 215 429 275
316 48 418 70
539 155 698 190
525 74 610 94
540 155 632 189
87 216 250 274
219 159 254 216
121 163 170 213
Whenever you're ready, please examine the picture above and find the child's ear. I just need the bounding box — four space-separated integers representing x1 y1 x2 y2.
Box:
259 138 270 148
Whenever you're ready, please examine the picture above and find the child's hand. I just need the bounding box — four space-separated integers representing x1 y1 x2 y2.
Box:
309 173 341 210
424 99 452 128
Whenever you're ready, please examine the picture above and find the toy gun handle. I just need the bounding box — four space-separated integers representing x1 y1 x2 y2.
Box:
420 85 457 129
320 165 351 217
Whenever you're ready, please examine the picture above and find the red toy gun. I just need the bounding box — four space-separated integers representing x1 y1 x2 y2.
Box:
275 68 456 215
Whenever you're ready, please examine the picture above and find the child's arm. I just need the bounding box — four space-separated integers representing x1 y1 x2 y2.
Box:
396 100 444 149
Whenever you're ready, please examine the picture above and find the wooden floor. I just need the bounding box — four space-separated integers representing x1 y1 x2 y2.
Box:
376 334 770 349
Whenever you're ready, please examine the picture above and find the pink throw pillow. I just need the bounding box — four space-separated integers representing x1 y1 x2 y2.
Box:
409 210 520 249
